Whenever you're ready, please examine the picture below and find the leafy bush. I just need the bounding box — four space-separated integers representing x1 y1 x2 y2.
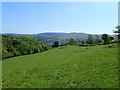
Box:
52 41 59 48
2 35 52 59
111 39 118 43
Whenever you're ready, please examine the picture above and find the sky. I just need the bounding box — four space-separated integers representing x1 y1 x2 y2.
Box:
2 2 118 34
118 2 120 25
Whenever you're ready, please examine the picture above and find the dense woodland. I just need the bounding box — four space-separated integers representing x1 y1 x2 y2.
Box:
2 35 52 59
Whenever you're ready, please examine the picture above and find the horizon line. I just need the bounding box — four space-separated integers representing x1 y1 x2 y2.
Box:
1 32 114 35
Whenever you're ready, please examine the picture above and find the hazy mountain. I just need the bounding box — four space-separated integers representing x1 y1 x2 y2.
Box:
4 32 115 45
34 33 89 45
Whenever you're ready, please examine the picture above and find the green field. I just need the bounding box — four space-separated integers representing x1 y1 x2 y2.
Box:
2 44 118 88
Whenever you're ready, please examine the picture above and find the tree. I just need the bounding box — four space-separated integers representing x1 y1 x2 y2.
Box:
101 34 110 44
86 35 94 45
2 35 52 59
68 38 76 45
113 25 120 39
94 35 101 44
114 26 120 33
81 41 84 45
52 41 59 48
109 36 114 41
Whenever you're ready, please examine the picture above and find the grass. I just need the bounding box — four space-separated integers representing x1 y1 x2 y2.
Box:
2 44 118 88
0 61 2 89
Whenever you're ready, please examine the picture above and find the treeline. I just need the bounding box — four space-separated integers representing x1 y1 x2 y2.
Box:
2 35 52 59
52 26 120 47
52 34 118 47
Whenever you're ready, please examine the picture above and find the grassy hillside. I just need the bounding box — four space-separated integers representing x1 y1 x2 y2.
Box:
2 44 118 88
0 61 1 89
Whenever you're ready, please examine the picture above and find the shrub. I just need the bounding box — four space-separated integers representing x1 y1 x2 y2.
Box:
2 35 52 59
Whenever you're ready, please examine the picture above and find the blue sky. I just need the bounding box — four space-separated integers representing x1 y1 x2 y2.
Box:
2 2 118 34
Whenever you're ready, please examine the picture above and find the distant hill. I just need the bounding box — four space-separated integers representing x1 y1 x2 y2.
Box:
4 32 114 45
34 33 90 45
3 33 89 45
